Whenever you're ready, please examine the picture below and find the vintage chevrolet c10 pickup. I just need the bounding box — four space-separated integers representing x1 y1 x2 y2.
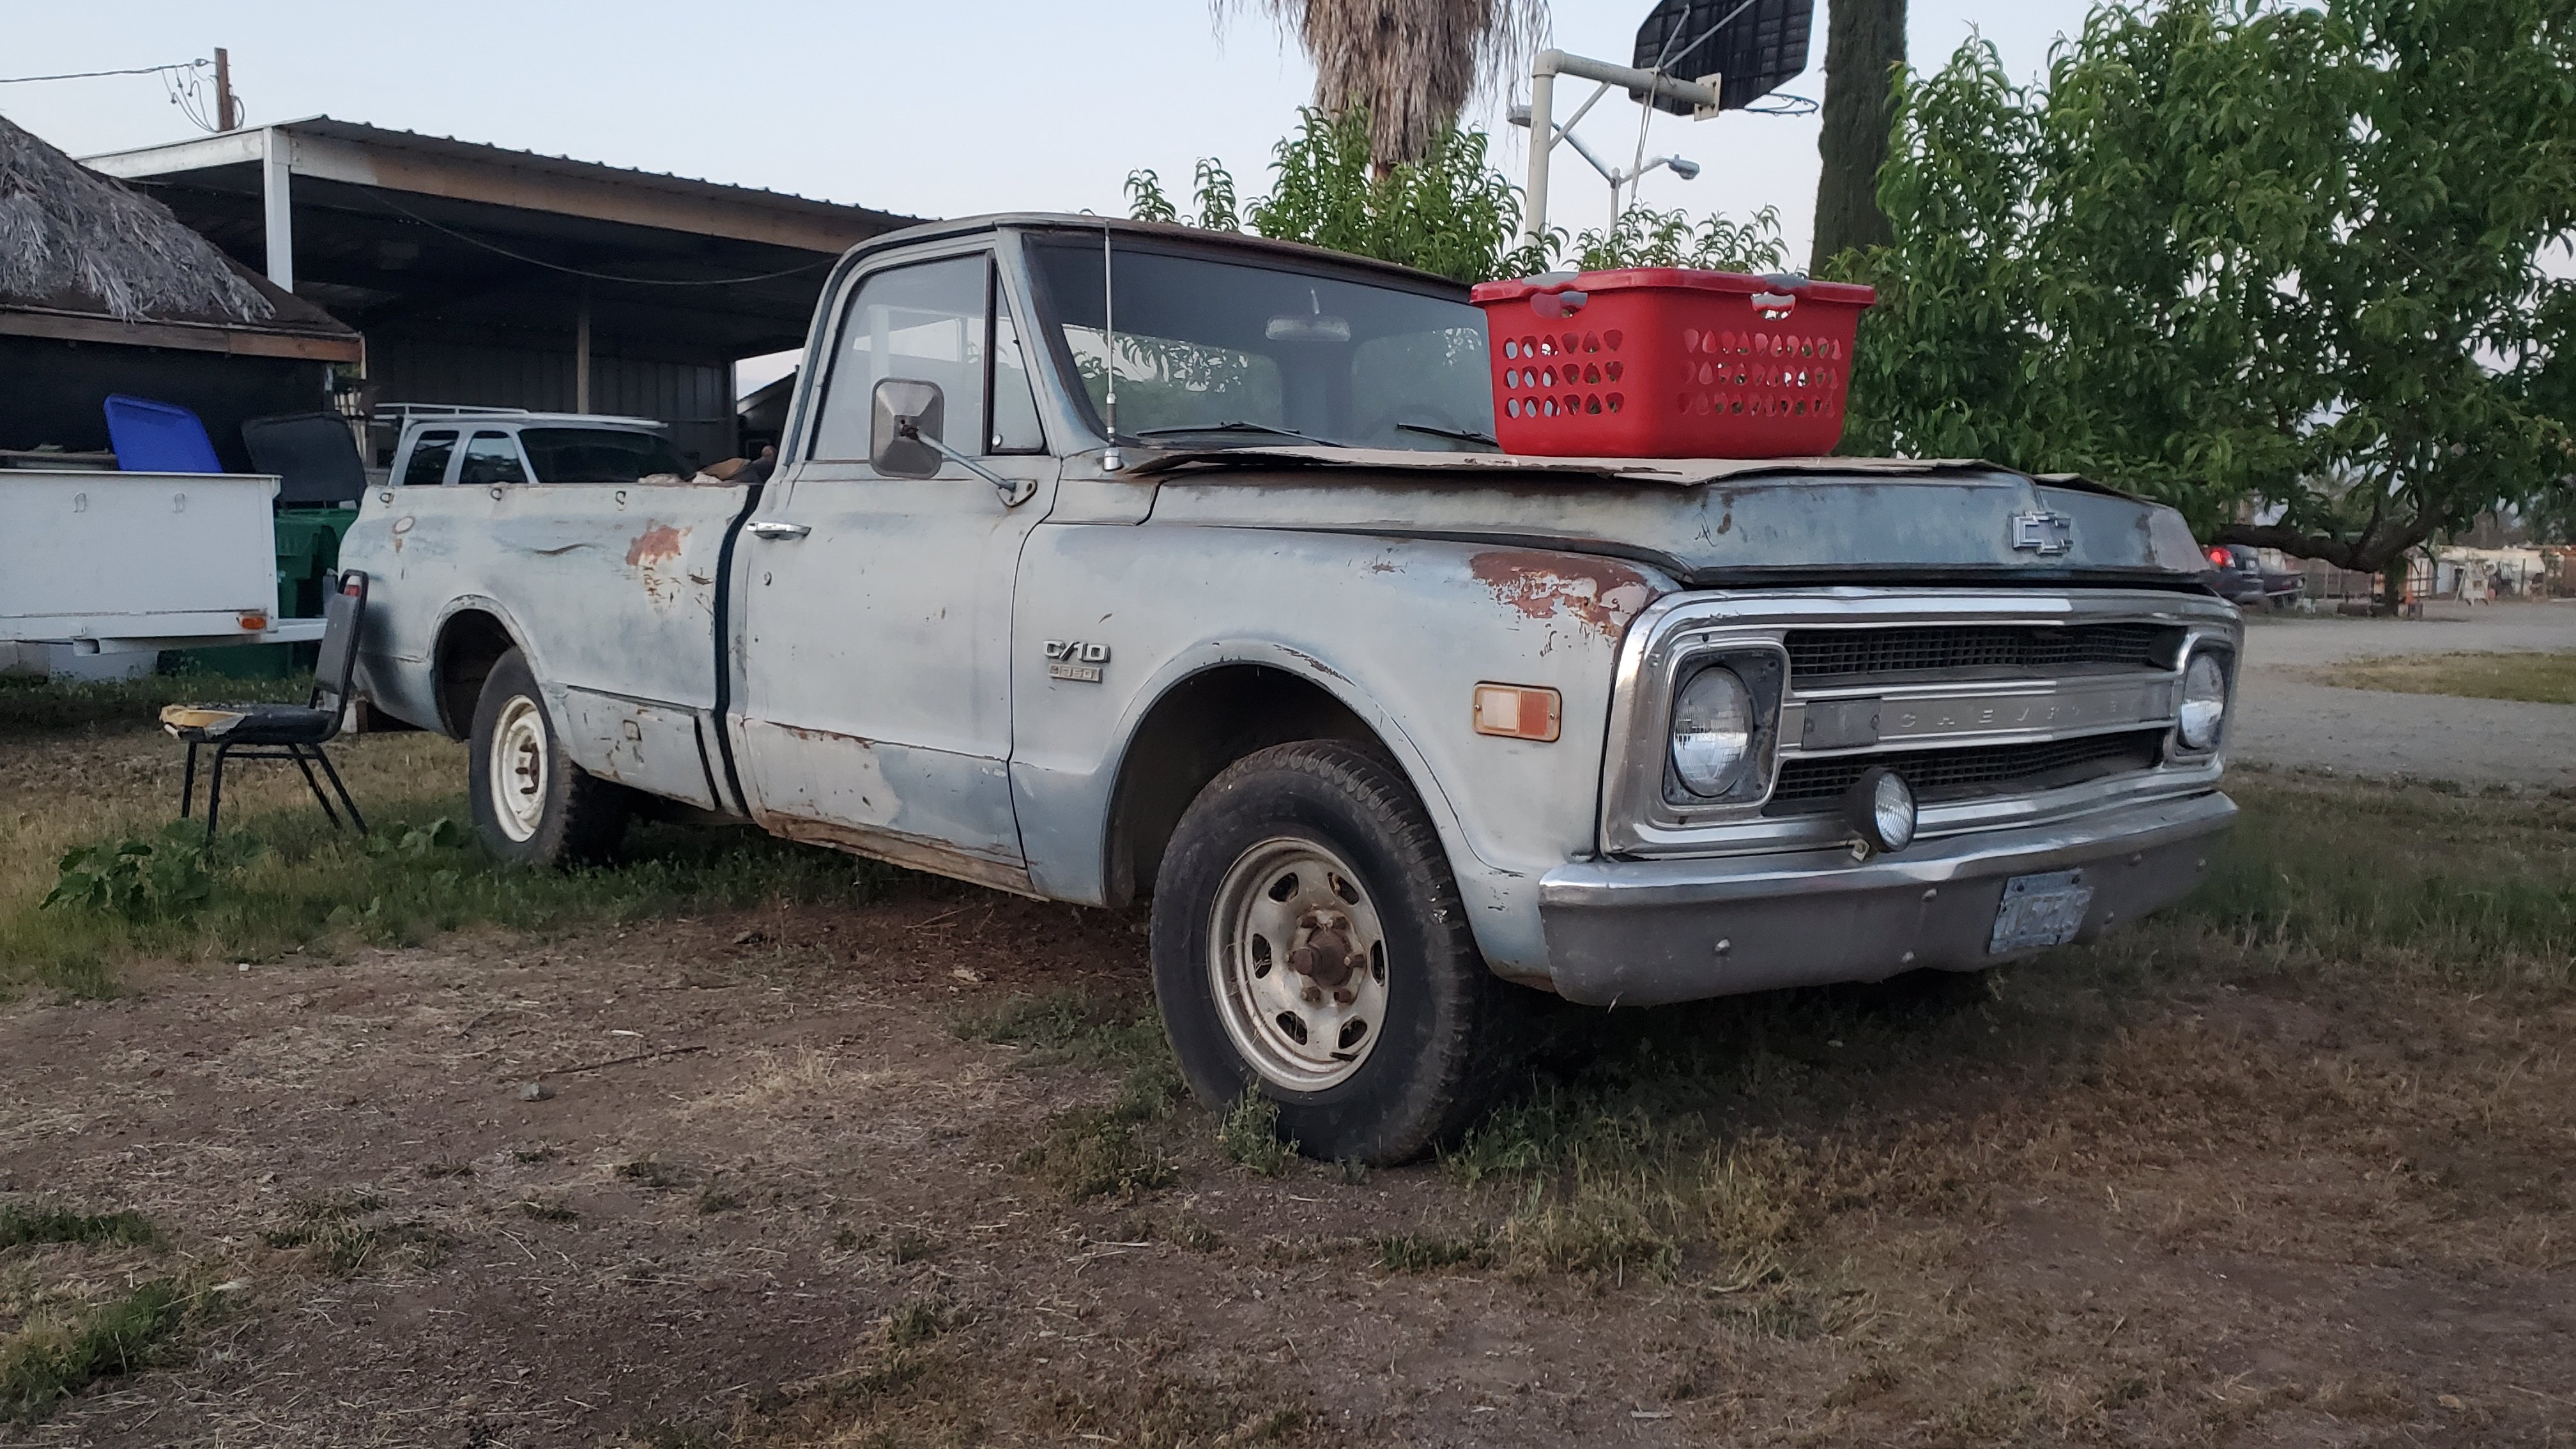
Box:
339 215 2239 1163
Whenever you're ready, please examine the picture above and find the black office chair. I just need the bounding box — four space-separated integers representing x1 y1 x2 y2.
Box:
162 570 370 840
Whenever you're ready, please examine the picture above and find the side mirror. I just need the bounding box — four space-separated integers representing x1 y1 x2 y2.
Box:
864 377 1039 507
869 379 946 479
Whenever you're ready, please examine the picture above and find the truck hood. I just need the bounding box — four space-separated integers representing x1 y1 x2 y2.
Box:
1127 447 2210 588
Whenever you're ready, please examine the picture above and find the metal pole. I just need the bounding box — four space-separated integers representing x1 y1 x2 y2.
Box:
259 127 293 291
1523 63 1556 249
574 285 592 414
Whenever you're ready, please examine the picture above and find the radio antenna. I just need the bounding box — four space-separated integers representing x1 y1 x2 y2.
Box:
1100 220 1124 471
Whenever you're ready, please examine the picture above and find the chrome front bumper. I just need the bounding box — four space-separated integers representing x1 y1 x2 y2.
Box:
1535 790 2236 1006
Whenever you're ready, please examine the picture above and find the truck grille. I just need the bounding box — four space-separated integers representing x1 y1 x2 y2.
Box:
1763 728 2168 815
1784 622 2183 686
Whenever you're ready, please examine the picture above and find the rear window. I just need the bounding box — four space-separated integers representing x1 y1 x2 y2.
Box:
518 428 690 483
401 430 457 486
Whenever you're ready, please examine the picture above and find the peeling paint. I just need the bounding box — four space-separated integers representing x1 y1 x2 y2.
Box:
1469 550 1655 640
625 523 686 566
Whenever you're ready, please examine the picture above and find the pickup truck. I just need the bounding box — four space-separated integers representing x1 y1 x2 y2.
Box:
341 215 2241 1163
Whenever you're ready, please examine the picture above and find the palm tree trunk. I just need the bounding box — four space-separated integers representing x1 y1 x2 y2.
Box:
1811 0 1907 274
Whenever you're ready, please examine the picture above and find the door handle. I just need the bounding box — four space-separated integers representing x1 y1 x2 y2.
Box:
744 519 810 540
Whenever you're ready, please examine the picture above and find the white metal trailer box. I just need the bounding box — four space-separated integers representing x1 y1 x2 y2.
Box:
1 470 284 650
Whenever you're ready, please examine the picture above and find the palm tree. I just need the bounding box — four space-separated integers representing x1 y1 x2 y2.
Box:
1811 0 1906 272
1223 0 1549 175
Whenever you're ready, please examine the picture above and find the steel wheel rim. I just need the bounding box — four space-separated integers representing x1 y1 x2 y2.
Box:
1208 836 1392 1092
490 694 548 841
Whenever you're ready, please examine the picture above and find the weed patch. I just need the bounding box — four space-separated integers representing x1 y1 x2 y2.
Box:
2288 650 2576 705
0 1278 199 1420
1 732 901 997
1218 1089 1298 1176
259 1192 438 1278
0 1202 157 1251
955 988 1165 1069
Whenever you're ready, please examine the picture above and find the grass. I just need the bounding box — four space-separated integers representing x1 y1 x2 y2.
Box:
0 1278 198 1420
0 671 307 737
258 1192 440 1278
1217 1089 1298 1176
2294 648 2576 704
0 686 907 997
0 1203 157 1252
0 1199 198 1421
1384 765 2576 1304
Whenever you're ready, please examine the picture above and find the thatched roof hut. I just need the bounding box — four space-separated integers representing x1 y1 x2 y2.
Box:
0 112 354 348
0 112 279 323
0 114 357 467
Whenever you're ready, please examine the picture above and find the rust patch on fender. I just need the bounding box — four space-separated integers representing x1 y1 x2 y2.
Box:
625 522 686 566
1469 550 1655 638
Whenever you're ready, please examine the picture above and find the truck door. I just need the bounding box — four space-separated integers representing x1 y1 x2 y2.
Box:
730 250 1057 890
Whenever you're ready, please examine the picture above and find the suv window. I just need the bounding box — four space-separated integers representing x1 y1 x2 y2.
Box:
402 429 458 486
458 430 528 486
519 427 689 482
811 254 993 464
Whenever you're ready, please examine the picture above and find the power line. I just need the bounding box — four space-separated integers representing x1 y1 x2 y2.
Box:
0 59 206 85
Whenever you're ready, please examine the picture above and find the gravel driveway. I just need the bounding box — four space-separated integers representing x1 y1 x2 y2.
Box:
2228 601 2576 788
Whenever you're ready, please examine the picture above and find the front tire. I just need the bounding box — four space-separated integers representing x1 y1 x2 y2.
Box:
467 648 629 867
1151 741 1524 1165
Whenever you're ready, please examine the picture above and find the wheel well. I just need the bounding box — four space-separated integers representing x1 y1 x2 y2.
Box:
433 610 518 739
1103 664 1396 907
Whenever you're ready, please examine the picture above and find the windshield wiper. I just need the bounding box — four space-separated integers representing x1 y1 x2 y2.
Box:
1131 420 1345 447
1393 422 1498 447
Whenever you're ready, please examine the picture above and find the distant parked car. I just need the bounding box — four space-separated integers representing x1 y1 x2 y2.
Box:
2206 544 2303 610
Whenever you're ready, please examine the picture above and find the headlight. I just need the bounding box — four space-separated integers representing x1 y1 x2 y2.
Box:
2178 651 2228 750
1670 666 1752 797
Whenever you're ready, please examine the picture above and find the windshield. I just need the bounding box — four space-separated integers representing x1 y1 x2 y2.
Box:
1030 240 1494 452
518 427 691 482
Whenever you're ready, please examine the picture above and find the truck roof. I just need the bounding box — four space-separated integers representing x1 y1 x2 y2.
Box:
843 213 1469 293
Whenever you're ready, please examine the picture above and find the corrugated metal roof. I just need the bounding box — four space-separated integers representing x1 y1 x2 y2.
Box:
257 116 918 230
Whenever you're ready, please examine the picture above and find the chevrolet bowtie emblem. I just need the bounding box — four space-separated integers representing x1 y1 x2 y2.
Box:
2011 510 2074 555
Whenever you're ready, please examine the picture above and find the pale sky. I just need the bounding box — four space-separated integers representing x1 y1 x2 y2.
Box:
3 1 2092 392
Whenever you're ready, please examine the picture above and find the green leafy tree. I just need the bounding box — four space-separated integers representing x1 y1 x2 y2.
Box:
1847 0 2576 576
1128 107 1785 283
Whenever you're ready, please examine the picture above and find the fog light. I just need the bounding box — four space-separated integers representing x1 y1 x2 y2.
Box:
1842 765 1916 854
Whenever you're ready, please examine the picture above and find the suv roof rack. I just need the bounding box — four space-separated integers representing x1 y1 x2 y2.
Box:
369 404 668 430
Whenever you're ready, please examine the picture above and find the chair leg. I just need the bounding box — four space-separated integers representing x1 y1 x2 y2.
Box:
289 746 344 831
313 746 367 836
179 742 199 820
204 744 231 841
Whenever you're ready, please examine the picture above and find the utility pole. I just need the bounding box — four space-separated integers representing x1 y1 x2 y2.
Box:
214 47 237 131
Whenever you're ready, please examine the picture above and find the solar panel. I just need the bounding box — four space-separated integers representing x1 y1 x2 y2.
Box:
1630 0 1814 114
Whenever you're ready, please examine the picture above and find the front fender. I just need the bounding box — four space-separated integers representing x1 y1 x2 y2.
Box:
1008 522 1676 985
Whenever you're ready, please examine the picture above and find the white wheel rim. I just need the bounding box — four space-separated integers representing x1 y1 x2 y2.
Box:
489 694 549 842
1208 836 1391 1092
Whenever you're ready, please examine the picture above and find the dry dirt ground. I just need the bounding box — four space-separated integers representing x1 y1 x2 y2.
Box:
4 732 2575 1446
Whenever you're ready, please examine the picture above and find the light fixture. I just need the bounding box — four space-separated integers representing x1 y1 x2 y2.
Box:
1842 766 1917 855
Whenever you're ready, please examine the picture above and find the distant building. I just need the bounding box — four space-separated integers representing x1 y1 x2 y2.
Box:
84 118 918 467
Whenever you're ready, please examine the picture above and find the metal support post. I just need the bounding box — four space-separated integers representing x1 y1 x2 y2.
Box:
260 126 294 291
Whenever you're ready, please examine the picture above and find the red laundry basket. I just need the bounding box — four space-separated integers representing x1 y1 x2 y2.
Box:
1471 268 1876 458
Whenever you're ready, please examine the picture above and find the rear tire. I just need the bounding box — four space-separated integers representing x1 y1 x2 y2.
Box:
467 648 629 867
1150 740 1526 1165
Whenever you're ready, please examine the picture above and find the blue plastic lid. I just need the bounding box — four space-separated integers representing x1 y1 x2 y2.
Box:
104 394 223 473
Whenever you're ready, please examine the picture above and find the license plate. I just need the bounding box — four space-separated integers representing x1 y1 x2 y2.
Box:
1989 870 2094 953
